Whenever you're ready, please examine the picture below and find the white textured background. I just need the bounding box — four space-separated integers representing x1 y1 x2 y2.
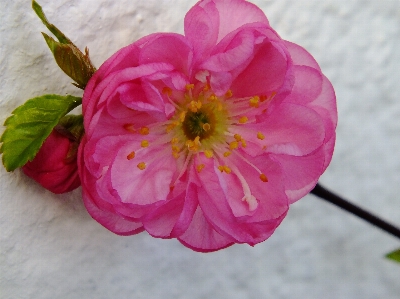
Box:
1 0 400 298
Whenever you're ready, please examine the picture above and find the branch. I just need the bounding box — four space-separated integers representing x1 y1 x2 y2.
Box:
310 183 400 240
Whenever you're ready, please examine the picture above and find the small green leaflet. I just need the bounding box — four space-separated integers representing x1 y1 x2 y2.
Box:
32 1 95 89
386 248 400 263
0 95 82 172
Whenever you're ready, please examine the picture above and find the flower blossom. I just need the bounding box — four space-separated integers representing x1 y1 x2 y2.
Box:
23 129 81 194
79 0 337 252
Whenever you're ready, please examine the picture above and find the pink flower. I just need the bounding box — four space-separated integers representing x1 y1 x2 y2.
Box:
23 129 81 194
79 0 337 252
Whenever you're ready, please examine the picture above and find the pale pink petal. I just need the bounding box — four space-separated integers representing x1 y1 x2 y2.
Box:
231 41 289 97
284 40 321 70
83 187 144 236
253 103 326 156
201 29 255 72
111 143 177 205
212 0 269 41
194 155 288 244
79 140 144 235
142 171 199 238
270 148 325 203
184 0 219 63
283 66 323 105
178 205 235 252
139 33 193 76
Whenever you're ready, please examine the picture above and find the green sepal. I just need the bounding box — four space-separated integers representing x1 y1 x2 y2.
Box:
0 94 82 172
42 33 96 90
386 249 400 263
32 1 96 89
56 114 84 143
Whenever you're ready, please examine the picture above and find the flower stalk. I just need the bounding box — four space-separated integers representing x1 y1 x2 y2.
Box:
311 183 400 240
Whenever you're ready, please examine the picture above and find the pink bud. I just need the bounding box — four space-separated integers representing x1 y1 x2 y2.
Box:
22 130 80 194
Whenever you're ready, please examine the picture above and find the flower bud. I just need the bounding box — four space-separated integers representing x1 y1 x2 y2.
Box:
22 116 83 194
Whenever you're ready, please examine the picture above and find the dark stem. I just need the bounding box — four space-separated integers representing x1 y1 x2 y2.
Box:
310 183 400 240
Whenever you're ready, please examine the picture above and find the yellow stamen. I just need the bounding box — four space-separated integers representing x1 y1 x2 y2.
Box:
196 164 205 173
234 134 242 141
179 111 186 122
217 102 223 111
229 141 239 150
223 166 231 174
218 166 224 172
207 94 217 102
185 84 195 90
162 87 172 96
203 84 210 92
249 96 260 108
141 140 149 148
137 162 146 170
239 116 248 124
139 127 150 135
204 150 213 158
202 123 211 131
172 152 180 159
172 145 180 153
171 137 179 144
225 90 233 98
257 132 265 140
189 100 202 112
127 151 135 160
166 121 179 133
241 140 247 148
123 124 136 133
260 173 268 182
224 151 231 157
186 136 201 152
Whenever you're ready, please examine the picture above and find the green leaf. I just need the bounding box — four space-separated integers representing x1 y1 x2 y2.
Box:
32 1 96 89
0 94 82 171
386 249 400 263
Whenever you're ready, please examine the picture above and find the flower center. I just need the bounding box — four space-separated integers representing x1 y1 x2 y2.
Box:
181 107 215 141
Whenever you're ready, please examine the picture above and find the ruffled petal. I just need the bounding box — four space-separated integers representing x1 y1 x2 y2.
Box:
251 103 326 156
184 0 219 63
193 154 288 245
111 142 177 205
142 170 199 238
284 41 321 70
139 33 193 77
79 137 144 235
212 0 269 41
231 41 289 97
270 148 325 203
178 205 235 252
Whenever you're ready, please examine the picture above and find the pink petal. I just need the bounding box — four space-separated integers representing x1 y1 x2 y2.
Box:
201 29 255 72
139 33 193 77
231 41 289 97
257 103 326 156
184 0 219 63
194 155 288 244
283 65 323 105
79 140 144 236
212 0 269 42
111 143 177 205
270 148 325 203
83 185 144 236
142 172 199 238
178 205 235 252
284 40 321 70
